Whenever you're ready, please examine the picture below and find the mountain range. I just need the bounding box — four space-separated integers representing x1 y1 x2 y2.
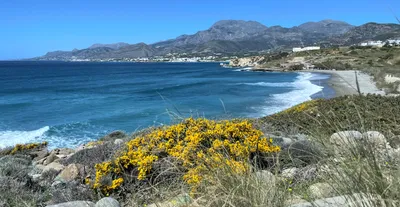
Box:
34 19 400 60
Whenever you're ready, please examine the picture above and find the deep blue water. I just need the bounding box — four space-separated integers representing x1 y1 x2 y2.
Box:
0 61 332 148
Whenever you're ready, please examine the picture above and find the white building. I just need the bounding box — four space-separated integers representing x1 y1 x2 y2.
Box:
292 46 321 52
360 40 384 47
387 39 400 45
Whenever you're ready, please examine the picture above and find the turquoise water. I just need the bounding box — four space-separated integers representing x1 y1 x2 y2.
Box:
0 61 332 148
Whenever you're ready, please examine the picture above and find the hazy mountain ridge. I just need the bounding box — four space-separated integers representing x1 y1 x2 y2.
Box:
89 42 130 50
297 19 354 35
35 20 400 60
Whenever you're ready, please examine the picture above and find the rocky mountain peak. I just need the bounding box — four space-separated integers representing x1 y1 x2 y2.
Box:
298 19 354 35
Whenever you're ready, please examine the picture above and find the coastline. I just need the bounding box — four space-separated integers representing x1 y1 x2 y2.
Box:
302 69 385 97
249 67 385 97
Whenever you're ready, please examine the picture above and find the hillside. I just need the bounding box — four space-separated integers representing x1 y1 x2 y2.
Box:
33 20 400 60
2 95 400 206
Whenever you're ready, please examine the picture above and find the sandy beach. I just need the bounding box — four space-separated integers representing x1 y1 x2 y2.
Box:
303 70 385 97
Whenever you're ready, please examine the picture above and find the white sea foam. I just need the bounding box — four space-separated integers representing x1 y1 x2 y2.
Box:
255 72 325 116
242 82 293 87
234 67 252 72
0 126 50 148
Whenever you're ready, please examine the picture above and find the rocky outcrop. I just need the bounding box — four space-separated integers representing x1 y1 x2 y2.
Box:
229 56 267 67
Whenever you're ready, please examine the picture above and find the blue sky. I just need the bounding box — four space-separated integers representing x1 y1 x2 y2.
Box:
1 0 399 60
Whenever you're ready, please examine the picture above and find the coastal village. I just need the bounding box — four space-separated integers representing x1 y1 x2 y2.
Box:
67 38 400 64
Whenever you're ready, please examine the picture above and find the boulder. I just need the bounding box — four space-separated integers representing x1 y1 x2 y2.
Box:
388 148 400 163
114 139 124 145
255 170 276 185
95 197 120 207
362 131 388 150
31 146 49 161
55 164 84 183
389 135 400 149
43 162 65 173
281 167 298 179
100 131 126 142
330 131 362 156
294 165 317 183
35 157 47 165
46 201 95 207
45 152 60 165
308 182 336 199
330 131 362 146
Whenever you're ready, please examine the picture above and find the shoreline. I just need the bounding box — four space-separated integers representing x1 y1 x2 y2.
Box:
301 69 385 97
249 67 385 97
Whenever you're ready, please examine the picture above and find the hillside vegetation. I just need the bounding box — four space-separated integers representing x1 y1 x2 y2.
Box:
1 95 400 207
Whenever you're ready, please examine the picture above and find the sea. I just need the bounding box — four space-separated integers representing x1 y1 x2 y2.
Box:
0 61 334 149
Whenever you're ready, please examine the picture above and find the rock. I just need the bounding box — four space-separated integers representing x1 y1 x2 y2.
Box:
289 193 385 207
31 147 49 161
388 148 400 163
282 167 298 179
100 131 126 142
308 182 335 199
330 131 363 146
76 144 93 152
35 157 47 165
46 201 95 207
294 165 317 183
114 139 124 145
43 162 65 173
53 148 75 155
389 135 400 149
330 131 362 156
55 164 83 183
31 174 42 182
95 197 120 207
76 141 103 152
362 131 388 149
45 152 60 165
285 195 308 206
255 170 276 185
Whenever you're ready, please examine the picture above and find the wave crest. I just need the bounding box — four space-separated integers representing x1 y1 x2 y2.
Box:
0 126 50 148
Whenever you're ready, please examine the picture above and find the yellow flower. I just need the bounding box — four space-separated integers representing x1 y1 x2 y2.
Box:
89 118 280 194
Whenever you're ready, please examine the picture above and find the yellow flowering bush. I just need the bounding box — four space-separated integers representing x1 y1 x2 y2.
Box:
90 118 280 194
10 142 48 154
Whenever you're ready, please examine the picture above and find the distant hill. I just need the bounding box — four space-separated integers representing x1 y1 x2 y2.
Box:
89 42 130 50
297 19 354 35
34 20 400 60
330 22 400 45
